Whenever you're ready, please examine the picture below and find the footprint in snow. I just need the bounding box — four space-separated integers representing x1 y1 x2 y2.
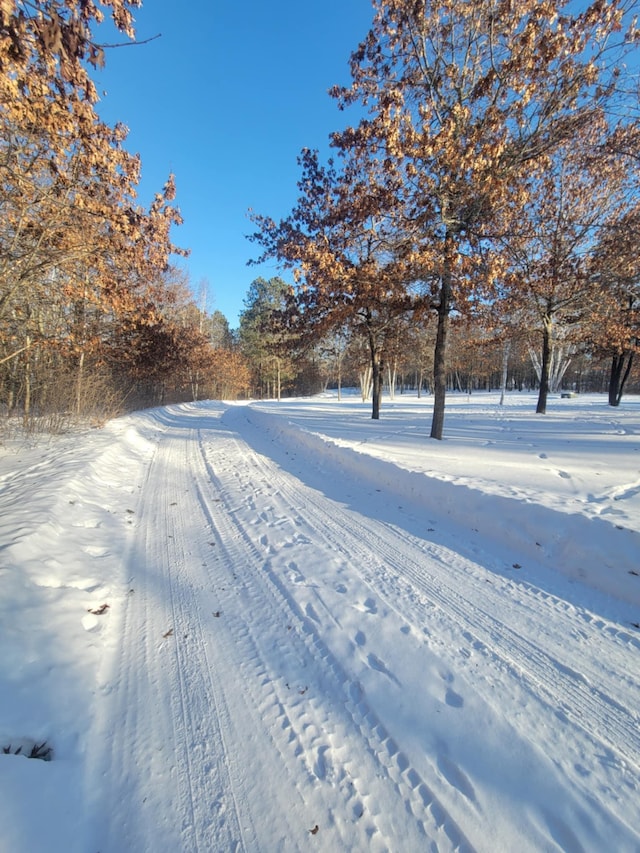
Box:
439 668 454 684
367 653 401 686
445 687 464 708
313 745 330 781
288 561 304 584
439 669 464 708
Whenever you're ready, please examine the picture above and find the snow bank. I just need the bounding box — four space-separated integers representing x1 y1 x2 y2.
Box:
243 396 640 608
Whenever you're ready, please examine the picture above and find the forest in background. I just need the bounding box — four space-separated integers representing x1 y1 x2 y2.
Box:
1 1 639 438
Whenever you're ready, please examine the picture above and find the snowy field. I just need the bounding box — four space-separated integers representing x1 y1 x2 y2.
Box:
0 391 638 852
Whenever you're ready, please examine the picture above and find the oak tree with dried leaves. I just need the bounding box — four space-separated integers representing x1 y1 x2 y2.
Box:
494 114 638 412
1 0 187 419
587 200 640 405
250 148 423 419
329 0 639 436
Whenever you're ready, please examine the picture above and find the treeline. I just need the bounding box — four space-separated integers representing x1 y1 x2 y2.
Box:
249 1 640 436
237 276 640 401
0 0 250 430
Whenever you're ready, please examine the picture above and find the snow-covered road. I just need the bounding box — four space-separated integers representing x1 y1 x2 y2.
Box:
1 395 639 852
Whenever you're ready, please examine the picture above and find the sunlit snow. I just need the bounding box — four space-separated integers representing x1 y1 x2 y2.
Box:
1 392 638 852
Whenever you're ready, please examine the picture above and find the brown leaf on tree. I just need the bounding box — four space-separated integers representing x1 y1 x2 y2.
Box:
249 0 640 433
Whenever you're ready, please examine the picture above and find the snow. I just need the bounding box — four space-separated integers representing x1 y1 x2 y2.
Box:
0 391 638 852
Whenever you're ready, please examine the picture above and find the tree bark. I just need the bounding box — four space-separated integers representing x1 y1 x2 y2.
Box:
372 355 383 419
430 232 454 439
363 313 385 420
499 340 511 406
536 316 552 414
75 350 85 416
369 336 383 420
23 335 32 418
608 351 634 407
359 366 372 401
387 361 397 401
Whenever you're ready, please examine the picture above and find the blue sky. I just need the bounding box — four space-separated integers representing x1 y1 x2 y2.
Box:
93 1 374 328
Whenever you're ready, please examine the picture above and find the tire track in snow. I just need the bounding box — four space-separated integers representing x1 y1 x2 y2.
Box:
226 407 640 775
363 535 640 770
197 426 476 853
157 430 258 852
93 412 253 853
90 423 187 853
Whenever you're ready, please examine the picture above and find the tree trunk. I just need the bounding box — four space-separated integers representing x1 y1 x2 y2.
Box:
190 368 201 401
359 367 372 401
536 317 552 414
371 353 383 419
23 335 32 418
430 232 453 439
366 337 381 421
387 359 397 401
608 351 634 407
363 316 384 419
499 340 511 406
548 344 571 392
75 350 85 416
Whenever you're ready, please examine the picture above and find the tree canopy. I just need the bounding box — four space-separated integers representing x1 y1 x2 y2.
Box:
251 0 640 432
